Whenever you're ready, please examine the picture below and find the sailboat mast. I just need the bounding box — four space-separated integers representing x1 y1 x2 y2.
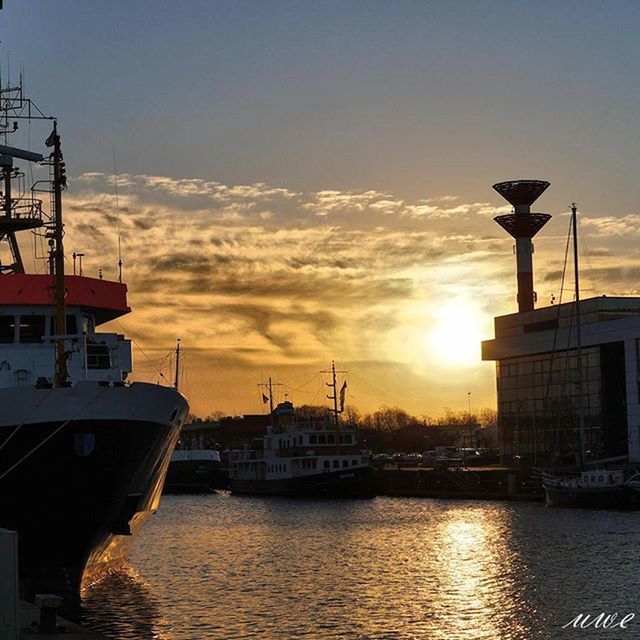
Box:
51 122 68 386
571 203 585 466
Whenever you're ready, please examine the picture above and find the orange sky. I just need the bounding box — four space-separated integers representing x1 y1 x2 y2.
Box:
41 172 639 419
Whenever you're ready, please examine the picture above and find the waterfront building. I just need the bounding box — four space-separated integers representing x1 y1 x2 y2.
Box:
482 179 640 464
482 296 640 463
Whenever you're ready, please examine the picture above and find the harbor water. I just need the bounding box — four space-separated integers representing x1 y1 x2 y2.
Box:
82 495 640 639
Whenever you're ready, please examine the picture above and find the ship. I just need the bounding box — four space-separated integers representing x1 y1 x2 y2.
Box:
0 79 189 606
164 447 225 493
229 366 373 498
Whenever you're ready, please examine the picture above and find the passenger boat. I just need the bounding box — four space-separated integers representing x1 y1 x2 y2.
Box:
229 367 372 498
0 78 189 606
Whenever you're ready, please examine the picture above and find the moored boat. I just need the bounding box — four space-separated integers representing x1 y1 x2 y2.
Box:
0 78 189 607
164 448 225 493
229 367 373 498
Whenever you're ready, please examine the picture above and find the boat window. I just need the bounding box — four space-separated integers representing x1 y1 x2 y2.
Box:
19 315 45 343
87 344 111 369
352 459 357 466
66 315 78 335
310 435 317 444
333 460 339 469
323 460 330 469
327 435 335 444
319 435 326 444
0 316 15 343
342 460 348 468
49 314 79 336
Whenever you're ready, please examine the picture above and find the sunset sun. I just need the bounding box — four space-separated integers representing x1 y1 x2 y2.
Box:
426 301 485 367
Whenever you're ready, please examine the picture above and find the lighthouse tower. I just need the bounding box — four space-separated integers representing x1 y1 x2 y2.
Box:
492 180 551 313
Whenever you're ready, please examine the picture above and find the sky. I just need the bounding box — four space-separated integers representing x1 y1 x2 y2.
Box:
2 1 640 417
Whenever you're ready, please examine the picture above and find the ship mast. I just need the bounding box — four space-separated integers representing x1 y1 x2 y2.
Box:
324 361 347 455
173 338 181 389
571 203 585 467
49 122 68 386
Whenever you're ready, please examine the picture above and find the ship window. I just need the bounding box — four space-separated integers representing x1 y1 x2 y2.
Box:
0 316 15 343
19 315 45 343
342 460 348 468
310 435 317 444
343 435 352 444
66 315 78 335
333 460 339 469
352 459 357 466
319 435 326 444
87 344 111 369
323 460 330 469
327 435 335 444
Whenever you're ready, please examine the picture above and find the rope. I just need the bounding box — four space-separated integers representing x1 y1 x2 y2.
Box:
0 385 111 483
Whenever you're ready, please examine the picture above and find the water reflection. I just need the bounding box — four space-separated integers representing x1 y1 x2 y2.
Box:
80 496 640 640
82 568 168 640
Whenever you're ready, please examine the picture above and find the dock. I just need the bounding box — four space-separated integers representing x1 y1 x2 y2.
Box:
373 466 544 501
19 600 106 640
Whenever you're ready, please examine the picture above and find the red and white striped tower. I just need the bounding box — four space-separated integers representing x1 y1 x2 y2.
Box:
493 180 552 313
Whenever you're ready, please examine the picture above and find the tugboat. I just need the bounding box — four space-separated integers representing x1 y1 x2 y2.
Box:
0 80 189 605
229 365 372 498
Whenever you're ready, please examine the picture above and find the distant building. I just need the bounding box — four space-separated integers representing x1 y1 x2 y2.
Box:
482 296 640 463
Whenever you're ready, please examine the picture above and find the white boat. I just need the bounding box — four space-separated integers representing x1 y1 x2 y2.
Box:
229 368 372 498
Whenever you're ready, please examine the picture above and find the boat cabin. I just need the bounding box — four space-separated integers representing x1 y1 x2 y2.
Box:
0 274 132 389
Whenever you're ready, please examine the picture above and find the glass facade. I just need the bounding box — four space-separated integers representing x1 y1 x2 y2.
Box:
497 343 627 462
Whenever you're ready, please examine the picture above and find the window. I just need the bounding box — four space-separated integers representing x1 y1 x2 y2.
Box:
66 315 78 335
87 344 111 369
342 460 348 468
319 435 326 444
0 316 14 343
327 435 335 444
19 315 45 343
352 459 357 466
310 435 317 444
323 460 330 469
333 460 339 469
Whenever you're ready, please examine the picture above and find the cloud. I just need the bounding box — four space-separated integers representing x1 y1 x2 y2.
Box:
54 170 640 414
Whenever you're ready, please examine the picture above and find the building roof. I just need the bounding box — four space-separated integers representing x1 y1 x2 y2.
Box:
482 296 640 360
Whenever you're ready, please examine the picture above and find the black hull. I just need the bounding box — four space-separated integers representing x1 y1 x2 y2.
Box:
544 485 633 509
0 418 180 610
231 466 374 498
164 458 226 493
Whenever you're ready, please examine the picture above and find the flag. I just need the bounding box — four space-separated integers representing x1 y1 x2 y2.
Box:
262 393 269 404
45 129 57 148
339 380 347 412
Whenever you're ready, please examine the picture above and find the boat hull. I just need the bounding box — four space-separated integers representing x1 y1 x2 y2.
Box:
0 382 188 610
164 456 226 493
231 465 374 498
544 485 631 509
